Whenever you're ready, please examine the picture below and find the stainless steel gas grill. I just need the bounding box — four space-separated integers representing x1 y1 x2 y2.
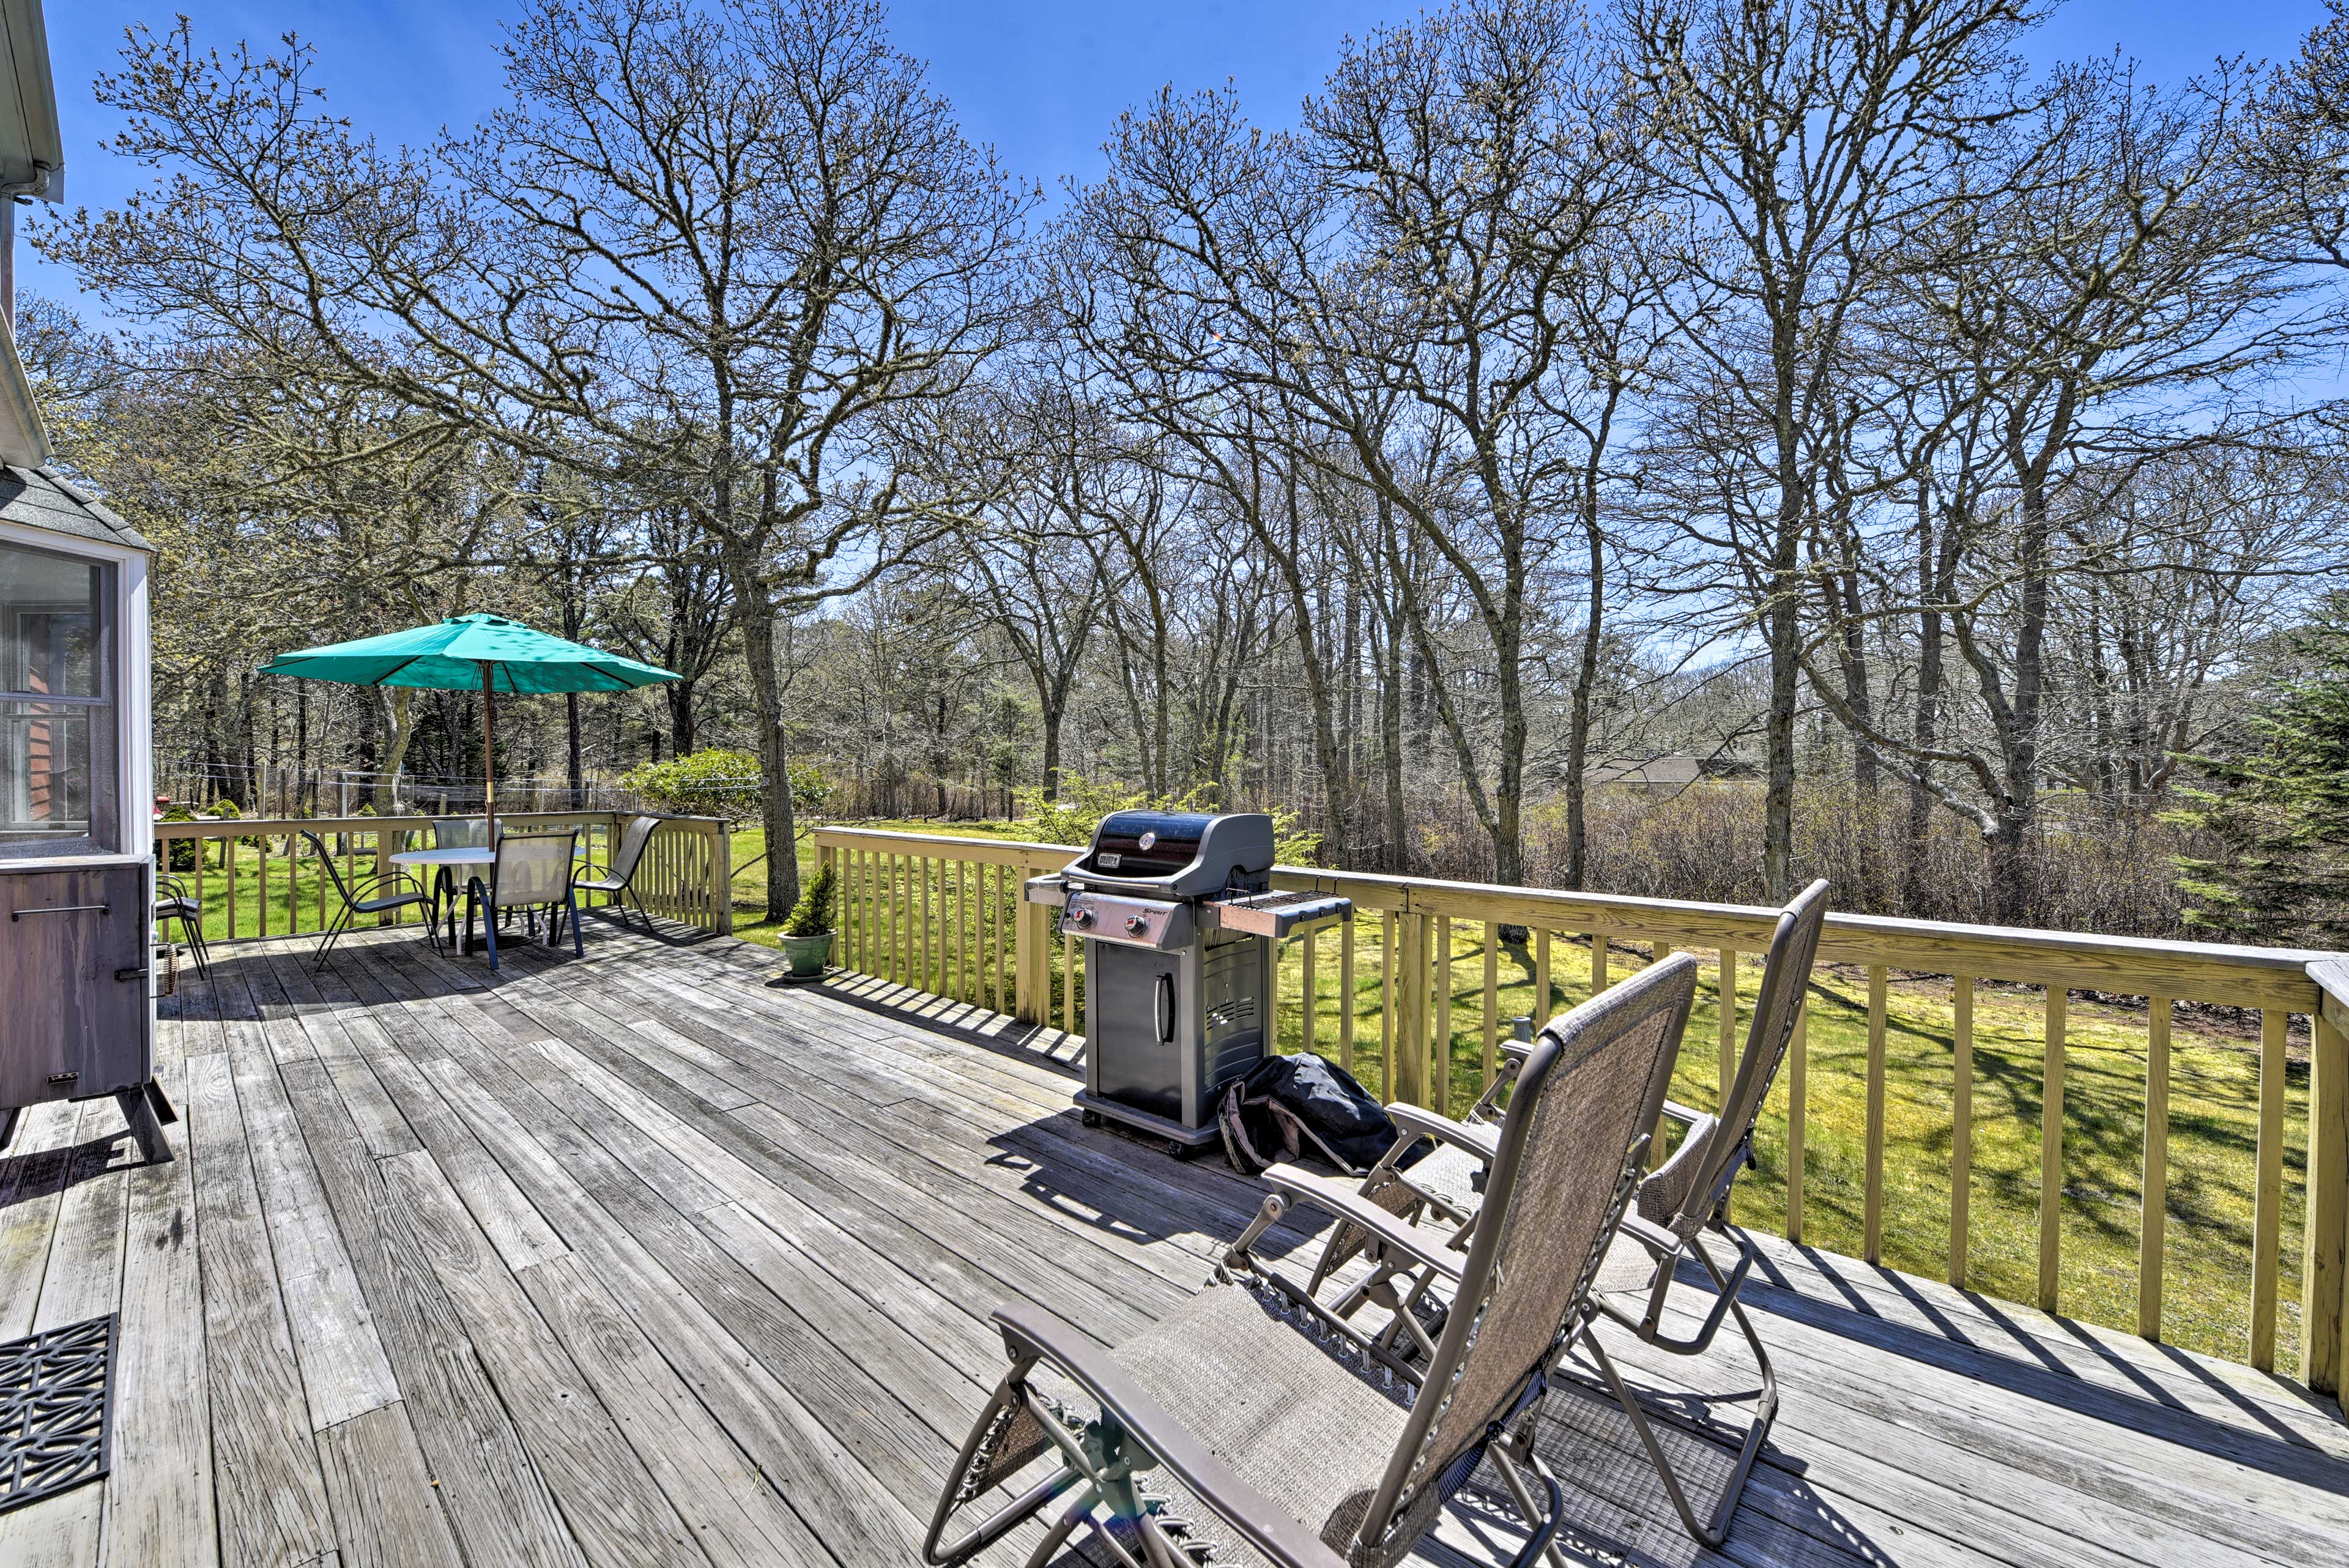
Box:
1025 811 1352 1150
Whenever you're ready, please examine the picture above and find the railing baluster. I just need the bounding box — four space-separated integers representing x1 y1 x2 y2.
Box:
258 833 270 940
1951 975 1975 1290
1592 932 1609 994
1482 921 1499 1090
1534 929 1551 1033
1718 947 1739 1105
994 864 1008 1011
1301 926 1318 1055
1787 1002 1808 1245
2140 994 2171 1339
1063 932 1078 1037
1379 911 1396 1102
1865 964 1888 1265
286 831 297 933
1434 915 1453 1117
2251 1007 2287 1371
2040 987 2069 1314
1340 916 1357 1078
864 849 877 974
374 832 392 928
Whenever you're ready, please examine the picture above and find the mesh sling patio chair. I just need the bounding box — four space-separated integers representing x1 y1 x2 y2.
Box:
426 816 492 943
154 871 210 978
921 952 1698 1568
1299 880 1831 1548
303 830 437 972
573 814 659 934
464 829 582 970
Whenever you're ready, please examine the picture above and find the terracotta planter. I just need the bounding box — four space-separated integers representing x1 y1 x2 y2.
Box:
777 931 833 978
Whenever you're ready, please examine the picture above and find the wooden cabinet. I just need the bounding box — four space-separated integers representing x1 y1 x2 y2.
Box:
0 854 167 1157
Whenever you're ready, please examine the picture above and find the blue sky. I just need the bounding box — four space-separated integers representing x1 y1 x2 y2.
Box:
22 0 2337 314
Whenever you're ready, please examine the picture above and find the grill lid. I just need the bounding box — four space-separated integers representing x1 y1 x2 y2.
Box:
1083 811 1213 878
1069 810 1275 897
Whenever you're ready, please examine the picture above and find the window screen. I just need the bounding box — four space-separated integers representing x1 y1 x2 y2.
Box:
1 541 117 855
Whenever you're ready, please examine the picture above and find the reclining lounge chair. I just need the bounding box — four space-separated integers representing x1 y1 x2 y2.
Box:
1301 880 1831 1547
922 951 1698 1568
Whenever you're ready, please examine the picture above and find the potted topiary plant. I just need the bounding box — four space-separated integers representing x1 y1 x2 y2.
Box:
776 861 836 979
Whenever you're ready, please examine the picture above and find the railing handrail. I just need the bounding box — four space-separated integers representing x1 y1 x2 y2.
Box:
813 819 2349 1400
152 810 729 836
149 811 733 940
812 823 2334 1008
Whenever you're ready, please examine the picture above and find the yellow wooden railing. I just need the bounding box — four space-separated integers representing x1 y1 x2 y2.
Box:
812 823 2349 1403
151 812 733 938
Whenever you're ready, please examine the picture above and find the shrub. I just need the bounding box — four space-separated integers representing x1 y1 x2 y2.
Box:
781 860 836 936
160 804 199 871
1012 774 1323 866
621 748 833 822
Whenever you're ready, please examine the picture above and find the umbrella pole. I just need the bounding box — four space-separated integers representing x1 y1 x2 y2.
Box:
481 661 497 843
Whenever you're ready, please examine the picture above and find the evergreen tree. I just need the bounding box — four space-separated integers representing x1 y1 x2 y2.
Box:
2172 595 2349 943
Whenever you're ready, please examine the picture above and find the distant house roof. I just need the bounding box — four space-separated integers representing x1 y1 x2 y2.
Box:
0 464 152 553
1587 754 1705 788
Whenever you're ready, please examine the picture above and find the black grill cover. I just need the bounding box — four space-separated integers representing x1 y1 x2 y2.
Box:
1214 1054 1424 1176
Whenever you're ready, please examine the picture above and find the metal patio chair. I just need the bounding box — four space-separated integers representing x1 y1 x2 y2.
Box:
154 872 209 977
921 952 1697 1568
304 830 437 972
1303 880 1831 1547
426 815 491 942
573 814 659 934
464 829 582 970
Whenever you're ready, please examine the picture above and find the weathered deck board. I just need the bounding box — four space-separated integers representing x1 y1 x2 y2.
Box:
0 918 2342 1568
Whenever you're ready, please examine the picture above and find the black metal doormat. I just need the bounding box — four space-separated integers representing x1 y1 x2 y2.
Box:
0 1314 116 1515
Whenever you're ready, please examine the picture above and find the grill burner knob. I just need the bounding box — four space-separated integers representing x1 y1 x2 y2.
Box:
1124 914 1149 935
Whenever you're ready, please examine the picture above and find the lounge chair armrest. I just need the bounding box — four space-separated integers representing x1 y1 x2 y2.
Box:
991 1304 1345 1568
1384 1104 1500 1165
1499 1036 1533 1063
1260 1164 1466 1284
1658 1099 1710 1127
1618 1211 1682 1258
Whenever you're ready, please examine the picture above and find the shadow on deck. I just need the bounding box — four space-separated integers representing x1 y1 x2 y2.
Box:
0 920 2342 1568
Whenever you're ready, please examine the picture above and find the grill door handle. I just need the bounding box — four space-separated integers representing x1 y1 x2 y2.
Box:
1155 974 1174 1042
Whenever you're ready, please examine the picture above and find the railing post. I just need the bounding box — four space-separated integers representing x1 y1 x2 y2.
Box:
712 818 733 935
374 829 393 927
2305 962 2349 1398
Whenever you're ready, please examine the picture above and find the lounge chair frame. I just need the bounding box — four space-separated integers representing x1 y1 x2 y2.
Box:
1299 881 1831 1548
923 953 1698 1568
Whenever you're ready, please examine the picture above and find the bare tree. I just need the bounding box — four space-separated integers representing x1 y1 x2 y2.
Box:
1624 0 2033 899
45 0 1034 909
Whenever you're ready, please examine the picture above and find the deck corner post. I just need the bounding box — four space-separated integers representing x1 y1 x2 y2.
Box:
2303 978 2349 1399
713 817 734 935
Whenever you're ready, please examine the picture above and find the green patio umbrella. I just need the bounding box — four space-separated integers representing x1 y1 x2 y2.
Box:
260 612 680 836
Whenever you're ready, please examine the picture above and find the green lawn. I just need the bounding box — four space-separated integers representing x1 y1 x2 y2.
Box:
165 817 2313 1377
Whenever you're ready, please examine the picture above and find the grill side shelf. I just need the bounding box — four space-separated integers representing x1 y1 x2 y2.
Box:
1204 890 1354 939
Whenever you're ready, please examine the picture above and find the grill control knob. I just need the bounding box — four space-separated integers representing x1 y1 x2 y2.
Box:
1124 914 1149 935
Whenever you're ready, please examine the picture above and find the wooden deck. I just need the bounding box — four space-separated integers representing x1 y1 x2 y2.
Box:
2 919 2345 1568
